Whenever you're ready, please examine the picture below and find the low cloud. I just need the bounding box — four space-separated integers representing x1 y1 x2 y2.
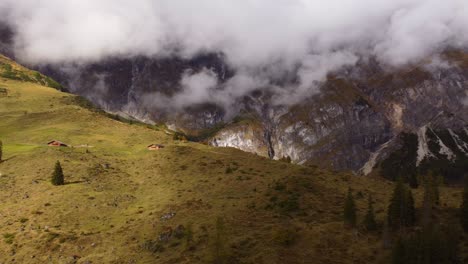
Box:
1 0 468 110
174 69 219 107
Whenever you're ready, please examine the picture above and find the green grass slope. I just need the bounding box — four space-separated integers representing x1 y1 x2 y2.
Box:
0 70 466 263
0 55 63 90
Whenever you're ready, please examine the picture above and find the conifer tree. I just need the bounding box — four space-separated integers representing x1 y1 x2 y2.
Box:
0 140 3 162
394 224 461 264
382 220 391 249
461 177 468 232
404 188 416 227
422 178 434 227
51 161 65 186
363 194 377 231
388 178 415 230
388 178 405 230
431 174 440 206
423 171 440 206
344 188 357 227
408 173 418 189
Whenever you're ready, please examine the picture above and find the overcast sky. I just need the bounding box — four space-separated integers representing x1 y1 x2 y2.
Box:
1 0 467 107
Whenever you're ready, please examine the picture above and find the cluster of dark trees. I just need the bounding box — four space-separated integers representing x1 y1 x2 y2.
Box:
343 189 377 231
388 176 458 264
380 131 468 185
344 173 468 264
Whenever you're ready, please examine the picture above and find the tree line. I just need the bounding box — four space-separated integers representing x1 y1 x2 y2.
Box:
344 172 468 264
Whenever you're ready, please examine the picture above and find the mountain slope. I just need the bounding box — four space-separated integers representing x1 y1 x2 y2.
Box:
27 51 468 177
2 58 467 263
0 54 63 90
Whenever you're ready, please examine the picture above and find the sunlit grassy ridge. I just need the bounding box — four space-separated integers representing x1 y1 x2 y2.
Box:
0 55 62 90
0 69 466 263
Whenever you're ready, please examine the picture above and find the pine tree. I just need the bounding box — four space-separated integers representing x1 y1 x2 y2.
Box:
51 161 65 186
431 174 440 206
382 220 391 249
363 194 377 231
388 178 415 230
0 140 3 162
408 173 418 189
422 179 434 227
394 224 461 264
461 177 468 232
422 172 439 207
404 189 415 227
388 178 405 230
344 188 357 228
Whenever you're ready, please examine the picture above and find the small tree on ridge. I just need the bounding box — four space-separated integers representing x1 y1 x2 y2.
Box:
51 161 65 186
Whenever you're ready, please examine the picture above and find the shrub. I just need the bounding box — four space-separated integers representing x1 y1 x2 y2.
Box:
3 233 14 244
279 156 292 163
225 167 234 174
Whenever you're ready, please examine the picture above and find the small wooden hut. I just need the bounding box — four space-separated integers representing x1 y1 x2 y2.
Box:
147 144 165 150
47 140 68 147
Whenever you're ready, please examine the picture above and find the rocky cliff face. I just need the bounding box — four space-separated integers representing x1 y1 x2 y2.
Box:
37 54 232 128
208 52 468 174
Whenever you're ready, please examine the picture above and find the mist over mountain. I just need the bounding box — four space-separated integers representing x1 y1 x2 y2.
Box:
1 0 468 108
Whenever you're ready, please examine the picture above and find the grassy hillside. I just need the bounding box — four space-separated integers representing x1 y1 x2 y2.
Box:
0 71 466 263
0 54 62 90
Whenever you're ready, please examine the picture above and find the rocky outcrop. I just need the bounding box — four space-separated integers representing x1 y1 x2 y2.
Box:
207 54 468 172
209 119 269 157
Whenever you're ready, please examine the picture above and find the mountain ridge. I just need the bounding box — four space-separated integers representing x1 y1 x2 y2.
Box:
0 56 408 263
1 21 467 177
31 51 468 178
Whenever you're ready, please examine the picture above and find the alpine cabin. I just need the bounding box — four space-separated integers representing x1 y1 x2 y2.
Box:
147 144 164 150
47 140 68 147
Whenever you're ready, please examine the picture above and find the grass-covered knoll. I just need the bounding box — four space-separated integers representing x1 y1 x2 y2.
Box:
0 54 62 90
0 78 467 263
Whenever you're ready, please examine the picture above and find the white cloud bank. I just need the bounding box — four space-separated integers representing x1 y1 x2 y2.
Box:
1 0 468 107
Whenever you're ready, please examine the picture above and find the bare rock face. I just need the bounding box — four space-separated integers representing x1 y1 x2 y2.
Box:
206 53 468 173
209 118 269 158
